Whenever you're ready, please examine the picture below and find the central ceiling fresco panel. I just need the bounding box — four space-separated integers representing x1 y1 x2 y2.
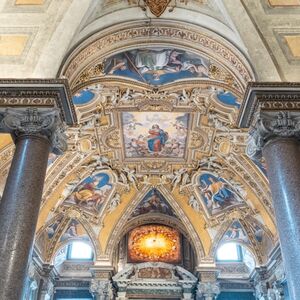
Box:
104 48 210 85
121 111 189 159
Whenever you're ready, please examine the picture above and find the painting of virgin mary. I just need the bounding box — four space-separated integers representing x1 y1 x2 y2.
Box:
147 124 168 153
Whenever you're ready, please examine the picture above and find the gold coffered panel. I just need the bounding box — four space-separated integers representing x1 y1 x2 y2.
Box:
285 35 300 57
268 0 300 5
15 0 44 4
0 35 29 56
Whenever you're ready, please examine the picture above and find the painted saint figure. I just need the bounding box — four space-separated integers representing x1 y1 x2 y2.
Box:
147 124 168 153
201 177 230 208
66 173 112 212
199 173 243 214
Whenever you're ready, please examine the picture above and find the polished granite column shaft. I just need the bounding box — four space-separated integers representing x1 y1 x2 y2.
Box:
0 135 50 300
237 82 300 300
0 107 67 300
262 138 300 300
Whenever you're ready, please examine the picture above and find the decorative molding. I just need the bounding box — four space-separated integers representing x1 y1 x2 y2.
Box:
237 82 300 129
60 21 254 90
0 79 76 125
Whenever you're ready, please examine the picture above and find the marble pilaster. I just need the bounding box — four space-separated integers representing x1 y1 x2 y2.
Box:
89 266 114 300
37 264 56 300
238 82 300 300
196 266 220 300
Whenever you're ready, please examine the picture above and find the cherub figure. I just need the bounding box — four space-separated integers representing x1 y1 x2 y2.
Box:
188 195 200 212
108 193 121 213
171 168 187 191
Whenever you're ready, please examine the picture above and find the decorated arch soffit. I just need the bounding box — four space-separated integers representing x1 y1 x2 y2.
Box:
32 20 279 264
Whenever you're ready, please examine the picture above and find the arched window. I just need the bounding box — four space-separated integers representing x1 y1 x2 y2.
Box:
53 241 94 267
216 242 256 271
217 242 243 262
67 241 93 260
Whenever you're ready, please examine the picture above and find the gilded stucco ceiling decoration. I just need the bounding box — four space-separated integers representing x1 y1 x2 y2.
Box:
30 19 280 265
60 21 254 92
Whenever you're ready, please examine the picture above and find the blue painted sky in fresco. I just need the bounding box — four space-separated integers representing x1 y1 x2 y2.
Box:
216 91 240 108
72 89 95 105
104 48 210 86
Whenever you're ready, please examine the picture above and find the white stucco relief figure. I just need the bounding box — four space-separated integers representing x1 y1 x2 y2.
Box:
108 193 121 213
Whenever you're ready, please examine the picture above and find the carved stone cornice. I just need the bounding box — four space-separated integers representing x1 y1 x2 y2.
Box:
237 82 300 129
1 108 67 154
247 111 300 159
0 79 76 125
237 82 300 160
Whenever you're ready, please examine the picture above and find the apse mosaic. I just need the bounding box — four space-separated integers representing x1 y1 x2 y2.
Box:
128 225 181 263
131 189 176 217
121 111 189 159
104 48 210 85
63 172 112 213
199 173 243 215
222 220 249 244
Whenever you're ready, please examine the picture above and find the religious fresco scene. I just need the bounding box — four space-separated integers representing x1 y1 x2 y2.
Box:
59 219 90 243
127 225 181 263
198 173 244 215
122 111 189 158
131 189 177 217
0 0 297 299
222 221 249 245
63 172 112 213
104 48 210 85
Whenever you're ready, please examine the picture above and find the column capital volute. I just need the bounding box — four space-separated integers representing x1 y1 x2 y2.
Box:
1 107 67 154
237 82 300 160
0 79 77 154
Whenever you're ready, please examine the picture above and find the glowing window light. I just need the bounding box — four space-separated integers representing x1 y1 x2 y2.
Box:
216 243 241 261
68 241 93 260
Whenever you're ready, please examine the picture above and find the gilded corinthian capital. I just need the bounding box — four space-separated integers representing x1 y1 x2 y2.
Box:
0 108 67 154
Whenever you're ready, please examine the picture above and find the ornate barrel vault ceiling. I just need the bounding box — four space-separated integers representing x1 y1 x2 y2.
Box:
1 0 297 271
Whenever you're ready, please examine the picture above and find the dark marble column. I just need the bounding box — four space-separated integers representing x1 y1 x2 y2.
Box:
237 82 300 300
0 108 66 300
262 137 300 300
